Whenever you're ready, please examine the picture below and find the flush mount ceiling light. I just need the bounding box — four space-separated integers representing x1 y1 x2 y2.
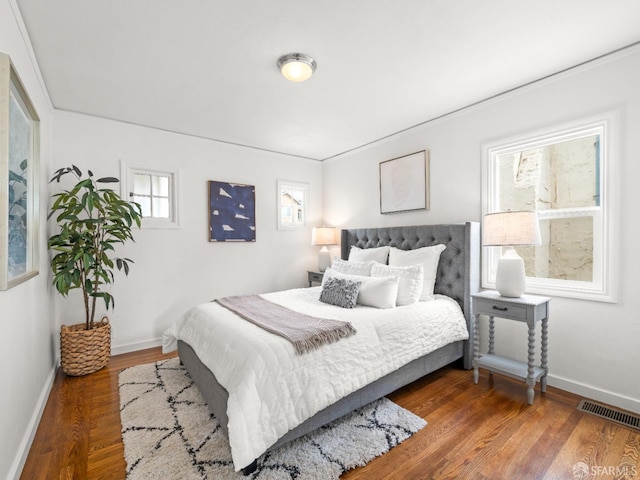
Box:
277 53 317 82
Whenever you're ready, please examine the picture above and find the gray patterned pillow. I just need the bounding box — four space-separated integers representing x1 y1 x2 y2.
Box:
320 277 361 309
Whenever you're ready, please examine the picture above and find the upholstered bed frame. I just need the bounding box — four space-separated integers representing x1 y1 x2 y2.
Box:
177 222 480 474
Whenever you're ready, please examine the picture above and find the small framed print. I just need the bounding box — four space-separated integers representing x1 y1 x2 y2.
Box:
379 150 429 214
208 180 256 242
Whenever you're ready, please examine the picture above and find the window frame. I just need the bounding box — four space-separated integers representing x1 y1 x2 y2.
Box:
120 161 180 229
481 112 618 302
277 180 309 230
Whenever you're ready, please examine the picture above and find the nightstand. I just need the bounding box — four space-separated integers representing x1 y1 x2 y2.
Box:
471 290 550 405
307 270 324 287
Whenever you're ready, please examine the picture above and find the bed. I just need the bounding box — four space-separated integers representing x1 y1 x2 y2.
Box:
163 222 480 474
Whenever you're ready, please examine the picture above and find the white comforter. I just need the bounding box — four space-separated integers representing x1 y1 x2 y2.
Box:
162 287 468 471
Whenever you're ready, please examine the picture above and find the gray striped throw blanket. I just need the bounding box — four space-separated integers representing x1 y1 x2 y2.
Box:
216 295 357 354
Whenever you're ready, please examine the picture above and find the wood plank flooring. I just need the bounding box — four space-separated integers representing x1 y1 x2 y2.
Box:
20 347 640 479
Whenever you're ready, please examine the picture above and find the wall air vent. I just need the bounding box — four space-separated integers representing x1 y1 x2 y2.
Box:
577 399 640 431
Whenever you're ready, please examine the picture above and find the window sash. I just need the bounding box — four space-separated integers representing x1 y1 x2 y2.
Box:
132 173 171 219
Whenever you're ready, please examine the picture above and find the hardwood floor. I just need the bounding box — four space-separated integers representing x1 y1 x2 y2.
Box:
21 347 639 479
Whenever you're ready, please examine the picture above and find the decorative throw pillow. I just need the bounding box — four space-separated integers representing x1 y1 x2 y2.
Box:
388 244 446 301
348 245 390 264
371 263 424 306
323 269 399 309
331 258 375 276
320 277 361 309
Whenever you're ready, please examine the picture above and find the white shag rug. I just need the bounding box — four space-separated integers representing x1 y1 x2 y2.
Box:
119 357 427 479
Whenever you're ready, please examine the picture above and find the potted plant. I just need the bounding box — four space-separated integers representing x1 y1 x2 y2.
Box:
48 165 142 375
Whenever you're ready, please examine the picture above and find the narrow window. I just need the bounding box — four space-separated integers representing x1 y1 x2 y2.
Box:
277 180 308 230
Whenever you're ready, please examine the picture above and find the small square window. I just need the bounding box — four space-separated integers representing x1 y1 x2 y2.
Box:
121 161 179 229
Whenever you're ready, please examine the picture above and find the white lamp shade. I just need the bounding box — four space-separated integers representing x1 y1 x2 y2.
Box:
483 211 541 246
311 227 337 246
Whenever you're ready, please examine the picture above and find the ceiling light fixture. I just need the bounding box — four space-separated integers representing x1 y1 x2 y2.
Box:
277 53 317 82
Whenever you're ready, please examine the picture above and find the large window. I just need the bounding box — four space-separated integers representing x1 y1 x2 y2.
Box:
121 161 179 229
482 112 617 302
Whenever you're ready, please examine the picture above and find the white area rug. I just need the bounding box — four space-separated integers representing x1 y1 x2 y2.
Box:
119 357 427 479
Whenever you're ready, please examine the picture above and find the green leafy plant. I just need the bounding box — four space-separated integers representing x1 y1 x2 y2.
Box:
48 165 142 330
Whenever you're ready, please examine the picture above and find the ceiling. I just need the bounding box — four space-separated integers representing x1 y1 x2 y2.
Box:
15 1 640 161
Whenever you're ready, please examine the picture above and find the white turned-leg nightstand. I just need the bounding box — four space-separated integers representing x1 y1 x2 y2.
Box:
472 290 550 405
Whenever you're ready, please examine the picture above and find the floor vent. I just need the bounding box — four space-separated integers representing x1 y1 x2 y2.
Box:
577 399 640 431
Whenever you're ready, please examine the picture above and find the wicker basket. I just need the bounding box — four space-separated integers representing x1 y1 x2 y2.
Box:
60 317 111 376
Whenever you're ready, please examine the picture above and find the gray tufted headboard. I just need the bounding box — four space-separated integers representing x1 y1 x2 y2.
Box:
340 222 480 367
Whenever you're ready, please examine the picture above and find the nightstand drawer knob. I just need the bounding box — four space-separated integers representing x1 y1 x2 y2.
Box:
492 306 509 312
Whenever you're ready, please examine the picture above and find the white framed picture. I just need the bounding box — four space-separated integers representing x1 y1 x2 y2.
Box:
379 150 429 214
0 53 40 290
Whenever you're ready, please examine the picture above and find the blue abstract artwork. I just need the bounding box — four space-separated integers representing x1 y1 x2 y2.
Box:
209 181 256 242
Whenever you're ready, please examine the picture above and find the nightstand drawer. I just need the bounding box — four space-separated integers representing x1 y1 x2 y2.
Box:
308 271 323 282
307 271 324 286
473 298 528 321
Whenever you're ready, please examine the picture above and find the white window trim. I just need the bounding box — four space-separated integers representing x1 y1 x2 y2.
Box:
481 111 618 302
277 180 309 230
120 160 180 229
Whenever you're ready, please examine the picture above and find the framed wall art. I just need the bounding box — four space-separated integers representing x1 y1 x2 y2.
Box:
379 150 429 214
208 180 256 242
0 53 40 290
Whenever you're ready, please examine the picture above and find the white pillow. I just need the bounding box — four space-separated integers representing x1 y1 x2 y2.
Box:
388 244 446 301
348 245 390 264
371 263 424 306
322 269 398 309
331 258 375 276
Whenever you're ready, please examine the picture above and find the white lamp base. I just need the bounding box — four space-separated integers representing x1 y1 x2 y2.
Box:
495 249 527 297
318 246 331 272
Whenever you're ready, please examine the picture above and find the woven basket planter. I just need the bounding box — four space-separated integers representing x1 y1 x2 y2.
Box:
60 317 111 376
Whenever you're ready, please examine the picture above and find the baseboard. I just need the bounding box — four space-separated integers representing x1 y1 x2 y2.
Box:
111 337 163 356
8 364 57 480
548 374 640 415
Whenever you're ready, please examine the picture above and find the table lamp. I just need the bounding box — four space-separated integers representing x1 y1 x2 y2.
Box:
483 211 541 297
311 227 337 272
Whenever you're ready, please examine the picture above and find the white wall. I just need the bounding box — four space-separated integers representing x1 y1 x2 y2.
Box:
0 1 56 478
52 112 324 354
323 46 640 413
3 3 638 476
